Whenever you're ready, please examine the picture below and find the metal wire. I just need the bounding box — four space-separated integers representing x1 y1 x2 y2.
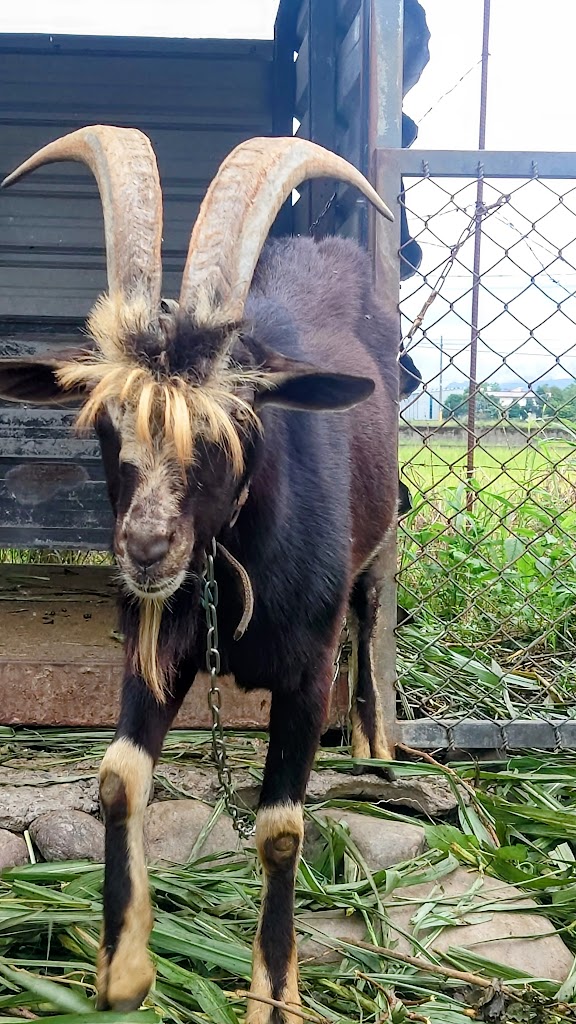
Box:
396 165 576 750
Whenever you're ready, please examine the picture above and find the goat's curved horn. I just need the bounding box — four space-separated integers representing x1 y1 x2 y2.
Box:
179 137 394 325
1 125 163 304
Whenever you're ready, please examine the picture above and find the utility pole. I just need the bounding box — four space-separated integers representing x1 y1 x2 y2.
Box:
438 335 444 418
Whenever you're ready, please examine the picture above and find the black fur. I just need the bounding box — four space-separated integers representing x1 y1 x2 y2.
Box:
100 780 130 961
259 849 298 1010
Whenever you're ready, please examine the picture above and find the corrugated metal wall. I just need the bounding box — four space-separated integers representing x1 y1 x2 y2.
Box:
0 35 274 318
290 0 370 242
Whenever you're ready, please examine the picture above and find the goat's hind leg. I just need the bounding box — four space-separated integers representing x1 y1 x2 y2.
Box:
97 669 192 1010
349 564 395 763
248 668 331 1024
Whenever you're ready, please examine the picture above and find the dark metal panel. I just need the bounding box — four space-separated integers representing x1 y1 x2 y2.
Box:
273 0 297 236
397 719 576 751
337 0 363 37
306 1 339 237
294 29 310 115
336 9 362 118
0 321 110 547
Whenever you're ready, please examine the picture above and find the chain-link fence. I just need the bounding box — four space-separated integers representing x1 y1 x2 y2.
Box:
394 150 576 751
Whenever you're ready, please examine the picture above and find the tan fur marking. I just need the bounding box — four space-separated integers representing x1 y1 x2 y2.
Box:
348 603 394 761
248 802 303 1022
57 292 266 476
248 925 301 1024
368 641 394 760
98 739 155 1010
350 659 394 761
370 696 394 760
247 943 273 1024
99 737 153 810
135 379 155 446
136 598 166 703
280 945 301 1024
350 706 372 759
255 802 304 858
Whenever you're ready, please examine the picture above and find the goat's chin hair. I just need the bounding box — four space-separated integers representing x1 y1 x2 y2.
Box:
135 597 167 703
122 571 186 703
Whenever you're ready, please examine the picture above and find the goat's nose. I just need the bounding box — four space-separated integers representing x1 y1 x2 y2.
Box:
126 532 170 570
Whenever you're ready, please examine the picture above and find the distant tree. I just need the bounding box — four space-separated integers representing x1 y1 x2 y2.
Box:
536 383 576 420
507 396 541 421
443 391 468 417
443 387 501 421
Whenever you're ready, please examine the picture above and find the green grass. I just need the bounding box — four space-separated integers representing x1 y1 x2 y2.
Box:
398 438 576 720
0 550 111 565
400 439 576 499
2 731 576 1023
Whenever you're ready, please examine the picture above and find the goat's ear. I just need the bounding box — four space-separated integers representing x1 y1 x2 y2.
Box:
0 353 87 406
254 351 374 412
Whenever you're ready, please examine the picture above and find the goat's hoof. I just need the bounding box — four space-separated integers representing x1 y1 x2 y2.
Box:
351 759 396 782
97 948 154 1011
376 762 397 782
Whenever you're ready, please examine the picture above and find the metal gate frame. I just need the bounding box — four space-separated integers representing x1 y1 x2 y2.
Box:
373 148 576 753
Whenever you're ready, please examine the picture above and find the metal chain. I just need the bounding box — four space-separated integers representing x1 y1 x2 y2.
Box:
309 190 337 235
331 619 350 691
202 539 255 839
202 540 351 836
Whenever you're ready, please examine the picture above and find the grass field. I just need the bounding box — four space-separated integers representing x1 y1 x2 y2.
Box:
397 438 576 720
400 439 576 500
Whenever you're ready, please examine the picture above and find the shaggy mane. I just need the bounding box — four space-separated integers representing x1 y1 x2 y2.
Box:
56 293 265 475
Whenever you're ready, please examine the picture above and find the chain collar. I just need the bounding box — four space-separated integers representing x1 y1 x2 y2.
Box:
201 538 349 837
202 539 255 839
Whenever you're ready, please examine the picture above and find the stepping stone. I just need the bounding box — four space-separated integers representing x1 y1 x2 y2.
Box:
304 808 427 870
297 865 573 982
0 828 28 870
144 799 246 864
30 809 105 862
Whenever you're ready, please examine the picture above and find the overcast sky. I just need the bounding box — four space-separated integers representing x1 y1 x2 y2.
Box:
402 1 576 391
2 0 575 390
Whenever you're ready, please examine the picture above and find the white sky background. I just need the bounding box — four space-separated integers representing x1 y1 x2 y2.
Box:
2 0 576 391
0 1 280 39
404 0 576 392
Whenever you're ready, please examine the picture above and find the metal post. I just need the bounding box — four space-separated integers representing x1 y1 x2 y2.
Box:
466 0 492 507
368 0 404 759
439 335 444 413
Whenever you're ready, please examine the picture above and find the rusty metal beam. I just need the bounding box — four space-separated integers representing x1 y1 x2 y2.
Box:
366 0 404 759
0 564 349 730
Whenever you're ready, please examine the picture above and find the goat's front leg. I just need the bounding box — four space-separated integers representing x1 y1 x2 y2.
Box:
350 564 394 761
97 668 193 1011
248 665 331 1024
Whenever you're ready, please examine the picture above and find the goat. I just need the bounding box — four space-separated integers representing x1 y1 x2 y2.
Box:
0 127 402 1023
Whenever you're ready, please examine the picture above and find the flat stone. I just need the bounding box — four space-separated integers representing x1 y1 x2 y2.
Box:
297 866 573 979
153 766 459 817
30 810 105 862
0 828 29 870
304 809 427 871
153 765 259 809
144 799 246 864
304 770 460 815
297 910 367 964
0 780 99 832
389 866 573 982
